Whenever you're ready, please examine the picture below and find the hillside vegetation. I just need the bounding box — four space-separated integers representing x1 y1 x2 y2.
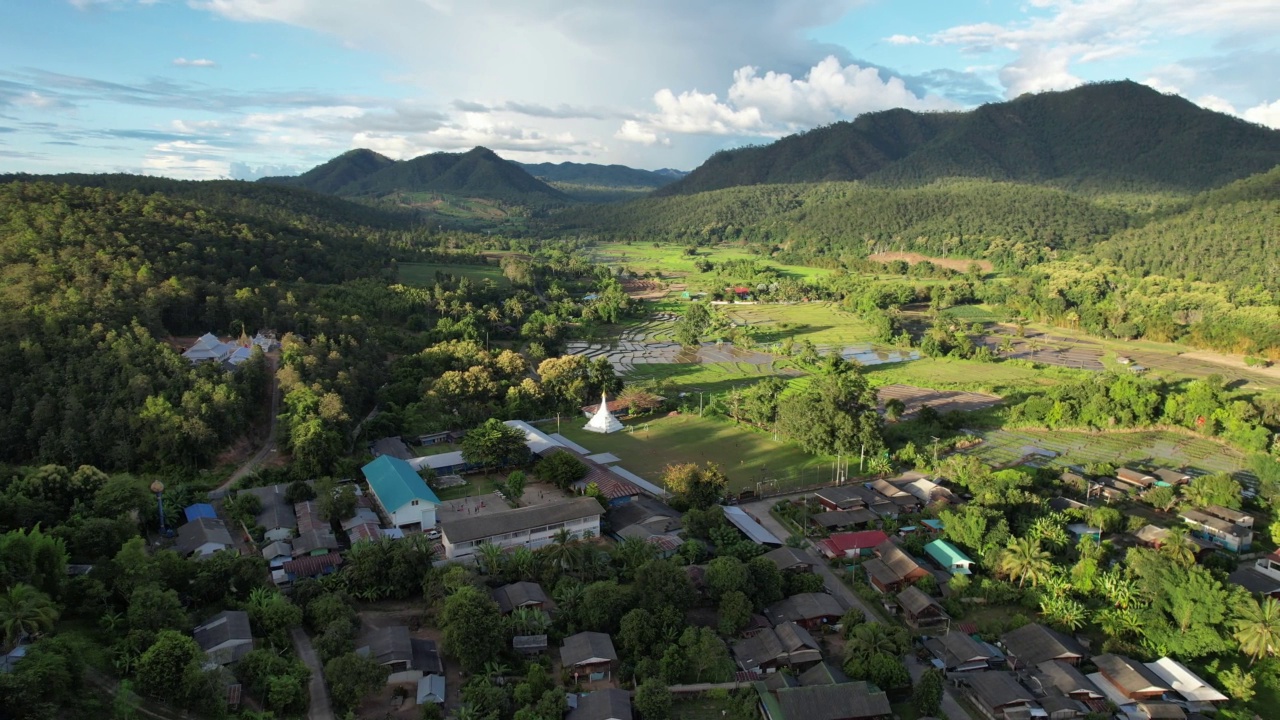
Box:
660 81 1280 196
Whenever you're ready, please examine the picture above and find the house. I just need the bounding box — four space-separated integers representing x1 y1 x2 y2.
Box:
868 479 908 500
895 586 949 630
568 689 633 720
904 478 955 505
930 631 996 672
1180 509 1253 552
261 540 293 569
608 496 681 541
241 484 297 542
492 582 553 614
811 509 878 532
819 530 889 560
503 419 566 458
733 621 822 672
1152 469 1192 486
417 430 459 446
756 680 892 720
1038 696 1089 720
1048 496 1089 513
923 539 974 575
1144 657 1228 711
763 593 845 630
361 455 441 530
814 486 873 511
183 333 234 364
796 662 849 687
357 626 442 685
962 672 1036 720
863 541 928 593
176 517 236 558
1000 623 1085 669
439 497 602 560
513 635 548 654
409 451 471 476
292 529 340 557
279 552 342 584
194 611 253 665
1035 660 1106 707
184 503 217 522
1229 549 1280 597
1136 702 1186 720
765 546 815 573
1065 524 1102 543
371 436 415 461
1114 468 1156 492
572 465 642 507
1202 505 1254 528
416 674 446 705
722 506 784 546
1092 654 1171 702
560 632 617 680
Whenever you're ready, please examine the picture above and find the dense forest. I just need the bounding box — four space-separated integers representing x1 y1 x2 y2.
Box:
660 81 1280 196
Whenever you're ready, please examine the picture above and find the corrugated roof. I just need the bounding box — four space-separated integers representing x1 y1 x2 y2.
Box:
763 593 844 625
1093 654 1171 696
504 420 564 456
1001 623 1085 666
605 466 669 498
568 689 632 720
282 552 342 577
1036 660 1103 698
560 632 617 667
896 586 945 617
965 671 1034 710
176 517 234 555
362 455 441 512
722 506 783 545
774 681 891 720
764 546 814 570
441 497 602 545
924 539 973 573
1145 657 1227 703
184 503 217 522
194 610 252 652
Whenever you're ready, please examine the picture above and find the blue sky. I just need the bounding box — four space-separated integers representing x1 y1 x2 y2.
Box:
2 0 1278 178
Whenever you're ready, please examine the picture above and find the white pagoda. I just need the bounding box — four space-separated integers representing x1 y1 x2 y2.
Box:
583 392 624 434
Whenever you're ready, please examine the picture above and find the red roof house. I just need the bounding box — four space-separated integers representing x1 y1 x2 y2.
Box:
819 530 890 559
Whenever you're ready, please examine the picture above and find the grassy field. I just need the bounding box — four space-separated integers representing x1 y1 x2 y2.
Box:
863 357 1069 394
966 427 1249 477
399 261 509 287
590 242 831 292
546 413 836 493
721 302 877 346
624 360 802 392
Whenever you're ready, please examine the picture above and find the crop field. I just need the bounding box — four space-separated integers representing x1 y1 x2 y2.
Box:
965 427 1249 478
941 304 1004 324
876 384 1003 418
399 261 509 287
623 361 804 392
864 357 1068 394
720 302 877 346
588 241 831 292
547 413 835 493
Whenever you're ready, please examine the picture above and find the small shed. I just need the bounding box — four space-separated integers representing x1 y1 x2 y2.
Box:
924 539 974 575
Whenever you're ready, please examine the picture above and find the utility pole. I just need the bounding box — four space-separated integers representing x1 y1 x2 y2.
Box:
859 444 865 474
931 436 941 468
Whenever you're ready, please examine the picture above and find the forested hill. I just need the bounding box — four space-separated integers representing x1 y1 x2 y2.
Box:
659 81 1280 196
516 161 682 189
262 146 569 203
1089 166 1280 288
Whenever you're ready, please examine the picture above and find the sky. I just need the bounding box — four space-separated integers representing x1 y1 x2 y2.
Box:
2 0 1279 179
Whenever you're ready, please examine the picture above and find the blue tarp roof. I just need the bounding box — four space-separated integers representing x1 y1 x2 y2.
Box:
722 505 783 546
361 455 441 512
184 503 217 522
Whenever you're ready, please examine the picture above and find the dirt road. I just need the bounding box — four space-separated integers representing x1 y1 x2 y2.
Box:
213 353 280 497
292 627 334 720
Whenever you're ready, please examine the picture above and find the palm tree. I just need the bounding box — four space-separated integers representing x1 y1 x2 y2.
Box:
553 580 585 618
0 583 58 648
845 623 896 664
997 537 1052 588
475 543 505 576
1233 597 1280 664
614 537 656 578
540 532 576 573
506 547 538 581
1160 526 1197 567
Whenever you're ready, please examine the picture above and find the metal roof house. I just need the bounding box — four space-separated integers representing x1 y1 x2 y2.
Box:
568 688 633 720
561 632 618 680
923 539 973 575
1092 654 1170 702
194 610 253 665
1144 657 1228 710
1001 623 1085 669
184 503 217 522
722 506 783 546
1180 509 1253 552
362 454 441 531
895 586 949 630
439 497 602 560
176 517 236 558
763 593 845 630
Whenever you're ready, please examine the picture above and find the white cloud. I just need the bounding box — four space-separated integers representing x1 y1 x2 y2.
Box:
172 58 217 68
1194 94 1237 115
1243 99 1280 129
885 34 921 45
621 56 953 143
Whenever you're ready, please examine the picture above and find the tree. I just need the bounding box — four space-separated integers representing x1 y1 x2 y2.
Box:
746 556 785 610
534 451 588 490
633 559 695 613
504 470 527 506
705 557 748 601
775 371 884 458
1144 486 1178 512
0 584 58 649
247 588 303 649
324 651 388 713
315 476 357 522
718 591 753 636
284 479 316 505
912 669 944 716
997 537 1052 587
660 462 728 510
134 631 202 704
674 303 712 348
884 398 906 422
1233 596 1280 664
440 585 505 673
581 580 634 634
1158 526 1197 567
462 419 529 471
1182 472 1244 509
126 584 186 637
634 678 672 720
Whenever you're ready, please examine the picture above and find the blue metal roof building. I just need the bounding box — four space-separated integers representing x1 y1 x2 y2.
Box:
184 503 218 523
361 455 442 530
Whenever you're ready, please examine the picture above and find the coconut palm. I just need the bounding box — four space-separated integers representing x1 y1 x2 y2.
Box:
845 623 897 664
1233 597 1280 664
997 537 1053 588
540 530 576 572
475 542 505 576
0 583 59 648
506 547 538 581
613 537 657 578
1159 526 1197 567
553 579 585 617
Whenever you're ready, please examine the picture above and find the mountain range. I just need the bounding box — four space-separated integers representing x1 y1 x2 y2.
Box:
658 81 1280 196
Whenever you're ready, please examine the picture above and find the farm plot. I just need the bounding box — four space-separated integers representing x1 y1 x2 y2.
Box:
965 428 1249 480
720 302 877 347
877 384 1003 418
398 261 508 287
979 328 1106 370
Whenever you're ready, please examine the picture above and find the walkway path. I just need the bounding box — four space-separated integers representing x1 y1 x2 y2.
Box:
291 627 334 720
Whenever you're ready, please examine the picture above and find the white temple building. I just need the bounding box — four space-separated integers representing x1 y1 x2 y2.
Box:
183 333 234 364
583 393 624 434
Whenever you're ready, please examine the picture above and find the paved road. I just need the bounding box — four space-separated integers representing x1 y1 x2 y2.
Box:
906 652 971 720
739 495 880 623
214 353 280 496
292 627 334 720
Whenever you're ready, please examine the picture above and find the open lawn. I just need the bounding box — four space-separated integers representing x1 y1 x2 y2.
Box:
966 427 1249 479
546 413 835 493
399 261 509 287
624 360 803 392
721 302 877 346
589 242 831 293
863 357 1071 394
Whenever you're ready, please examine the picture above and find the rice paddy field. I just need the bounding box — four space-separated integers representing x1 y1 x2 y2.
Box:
965 427 1249 478
546 413 837 493
720 302 877 346
398 261 509 287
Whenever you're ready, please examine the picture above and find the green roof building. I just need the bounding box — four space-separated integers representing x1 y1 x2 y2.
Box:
362 455 441 531
924 539 974 575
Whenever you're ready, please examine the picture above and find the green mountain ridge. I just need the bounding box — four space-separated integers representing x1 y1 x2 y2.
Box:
516 161 681 189
261 146 568 203
660 81 1280 196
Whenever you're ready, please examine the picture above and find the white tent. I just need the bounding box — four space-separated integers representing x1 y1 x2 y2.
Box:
583 393 624 434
